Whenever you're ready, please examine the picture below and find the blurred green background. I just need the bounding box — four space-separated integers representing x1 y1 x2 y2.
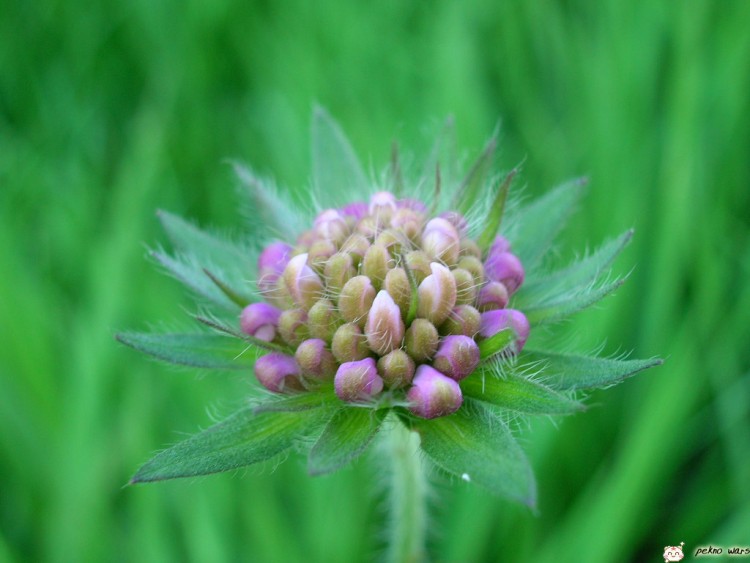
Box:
1 1 749 562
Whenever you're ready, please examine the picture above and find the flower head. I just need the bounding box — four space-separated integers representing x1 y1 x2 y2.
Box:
121 109 661 508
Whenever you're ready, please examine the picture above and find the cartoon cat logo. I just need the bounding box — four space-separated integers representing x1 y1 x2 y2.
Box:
663 542 685 562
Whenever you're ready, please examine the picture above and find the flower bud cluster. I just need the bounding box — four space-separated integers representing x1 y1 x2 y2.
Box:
242 191 530 418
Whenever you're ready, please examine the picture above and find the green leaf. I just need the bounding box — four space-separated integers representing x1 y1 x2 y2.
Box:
524 278 625 326
115 332 263 369
514 230 633 309
462 371 584 415
151 251 239 311
454 135 497 215
253 390 338 414
311 106 368 209
308 407 387 475
522 349 663 391
416 400 536 507
509 177 587 269
476 168 517 251
131 407 328 483
478 329 514 359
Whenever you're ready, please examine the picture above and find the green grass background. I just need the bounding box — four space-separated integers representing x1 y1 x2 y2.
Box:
1 1 749 562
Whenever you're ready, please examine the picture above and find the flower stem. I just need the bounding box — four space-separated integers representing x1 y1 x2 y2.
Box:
385 419 428 563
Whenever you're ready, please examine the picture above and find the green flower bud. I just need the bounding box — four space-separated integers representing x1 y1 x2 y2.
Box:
362 243 391 290
294 338 338 380
384 267 411 319
439 305 481 337
405 250 432 284
457 255 485 286
404 318 439 362
278 308 310 346
451 267 477 305
374 228 408 255
308 298 344 343
417 262 457 326
391 208 423 241
282 253 324 310
331 322 370 363
339 275 376 327
377 349 415 389
460 238 482 259
308 239 337 272
340 233 371 264
422 217 460 266
324 252 356 297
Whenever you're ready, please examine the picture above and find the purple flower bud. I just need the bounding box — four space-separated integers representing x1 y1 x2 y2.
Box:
479 309 530 354
432 335 480 381
282 253 324 310
417 262 457 326
377 349 415 389
438 211 468 237
365 290 406 356
294 338 338 380
335 358 384 402
258 242 293 273
338 275 376 327
407 365 463 419
240 302 281 341
331 322 371 363
422 218 460 266
254 353 304 393
476 281 509 312
368 191 398 215
484 250 525 294
396 198 428 213
439 305 481 337
340 201 368 220
314 209 349 245
404 318 439 362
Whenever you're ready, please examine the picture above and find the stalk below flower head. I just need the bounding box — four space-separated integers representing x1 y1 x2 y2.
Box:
248 189 529 418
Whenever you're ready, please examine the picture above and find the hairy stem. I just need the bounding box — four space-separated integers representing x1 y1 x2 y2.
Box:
385 419 428 563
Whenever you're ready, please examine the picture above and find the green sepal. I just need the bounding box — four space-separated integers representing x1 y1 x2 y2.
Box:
454 135 497 215
476 168 517 251
130 406 330 483
253 389 339 414
510 177 587 269
462 370 585 415
414 400 536 507
478 329 513 359
524 278 625 326
115 332 263 369
308 407 388 475
311 106 368 210
514 230 633 309
522 349 663 391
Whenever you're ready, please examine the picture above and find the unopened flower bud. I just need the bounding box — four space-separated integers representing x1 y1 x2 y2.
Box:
417 262 457 326
404 318 439 362
335 358 384 402
282 253 324 310
331 322 370 363
374 228 407 254
390 208 424 241
377 349 415 389
308 239 337 272
432 335 480 381
296 230 316 248
439 305 482 337
488 235 511 255
278 308 310 347
324 252 356 296
314 209 349 245
240 302 281 341
365 290 405 356
405 250 432 284
254 353 304 393
476 281 509 312
308 298 343 343
368 191 398 217
362 244 391 290
451 268 477 305
438 211 468 236
407 365 463 419
340 233 371 263
258 242 293 273
479 309 530 354
460 238 482 259
422 218 460 266
340 201 368 220
294 338 338 380
339 276 376 327
484 251 525 294
397 198 428 213
384 267 411 319
356 216 381 239
457 256 485 286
